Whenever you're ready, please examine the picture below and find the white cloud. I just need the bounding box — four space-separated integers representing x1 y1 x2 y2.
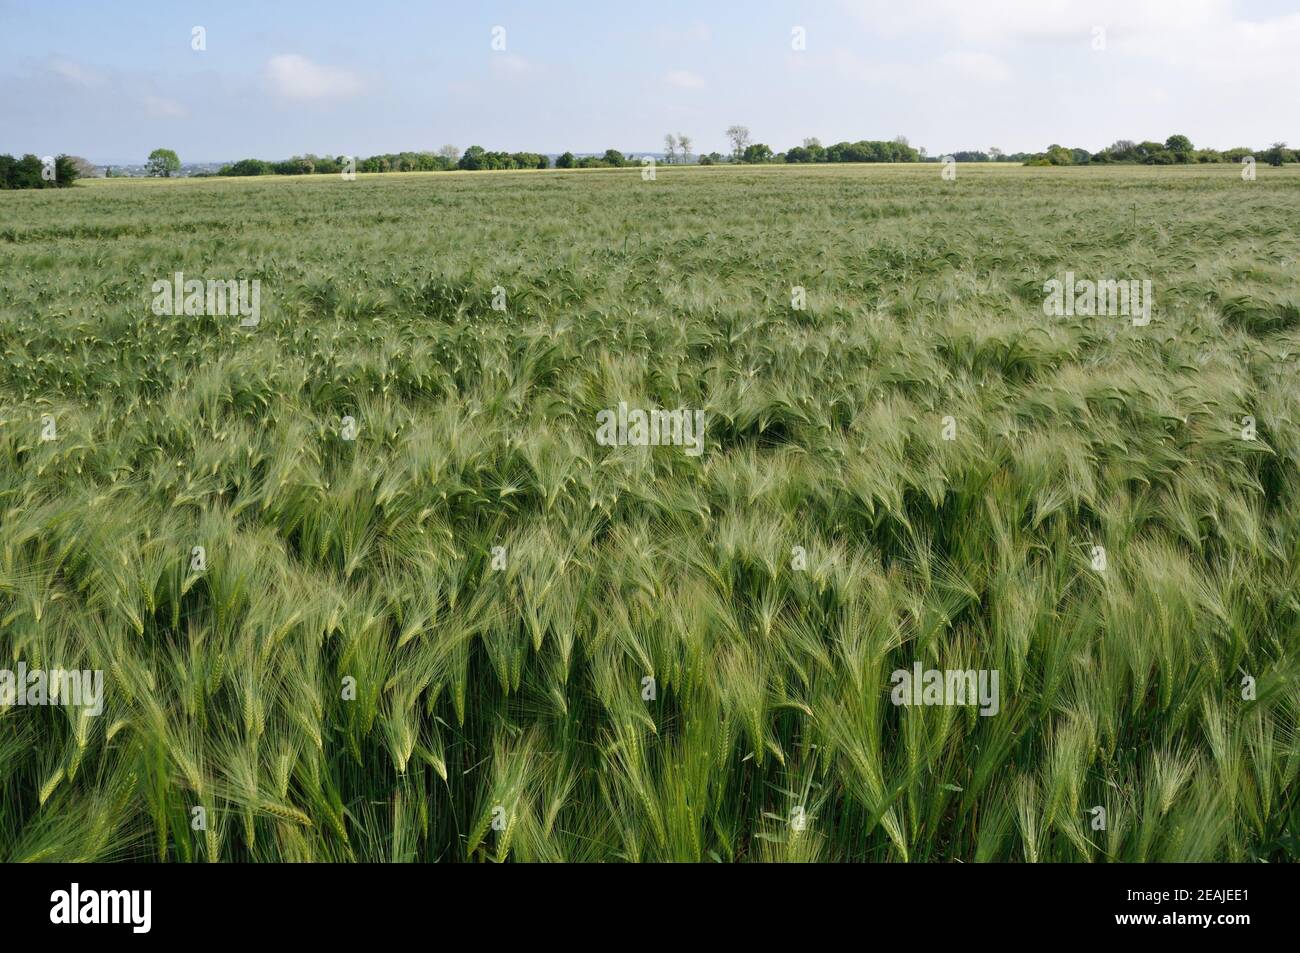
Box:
829 49 892 86
265 54 364 101
142 94 187 119
938 51 1011 84
664 69 705 89
48 57 105 88
1120 12 1300 90
840 0 1229 45
489 53 532 77
37 58 189 121
836 0 1300 129
837 0 1299 86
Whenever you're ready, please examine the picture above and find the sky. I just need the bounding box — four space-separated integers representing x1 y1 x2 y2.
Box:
1 0 1297 164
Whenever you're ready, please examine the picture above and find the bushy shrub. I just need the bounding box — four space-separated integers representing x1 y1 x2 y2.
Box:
219 159 272 176
0 153 80 189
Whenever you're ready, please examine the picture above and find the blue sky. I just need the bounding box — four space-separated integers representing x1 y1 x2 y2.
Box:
2 0 1297 163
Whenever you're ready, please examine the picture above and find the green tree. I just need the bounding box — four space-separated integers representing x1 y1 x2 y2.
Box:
0 154 80 188
741 143 774 163
219 158 271 176
1044 144 1073 166
1163 134 1193 163
1265 142 1288 167
146 148 181 177
458 146 487 171
54 155 80 185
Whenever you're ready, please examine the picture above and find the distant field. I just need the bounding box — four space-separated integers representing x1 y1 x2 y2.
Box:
1 163 1298 861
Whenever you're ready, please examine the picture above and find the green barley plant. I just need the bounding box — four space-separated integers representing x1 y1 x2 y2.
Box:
1 163 1298 861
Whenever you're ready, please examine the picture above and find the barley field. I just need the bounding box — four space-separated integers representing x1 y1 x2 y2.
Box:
1 163 1298 862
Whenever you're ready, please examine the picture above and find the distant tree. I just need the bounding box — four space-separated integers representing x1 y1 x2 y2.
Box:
989 146 1004 161
219 158 271 176
817 139 919 163
0 153 80 188
0 155 37 188
602 149 627 167
1044 144 1073 165
676 133 692 163
1163 134 1194 163
791 139 825 162
741 143 774 163
698 152 723 165
663 134 677 164
458 145 487 170
438 144 460 163
725 125 751 160
1126 139 1175 164
1265 141 1288 167
66 156 98 178
1098 140 1134 162
555 151 576 169
146 148 181 177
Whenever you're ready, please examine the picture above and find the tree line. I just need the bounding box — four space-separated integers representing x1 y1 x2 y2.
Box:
202 131 929 176
160 135 1300 176
1017 136 1293 167
0 154 82 189
3 132 1292 190
207 146 644 177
